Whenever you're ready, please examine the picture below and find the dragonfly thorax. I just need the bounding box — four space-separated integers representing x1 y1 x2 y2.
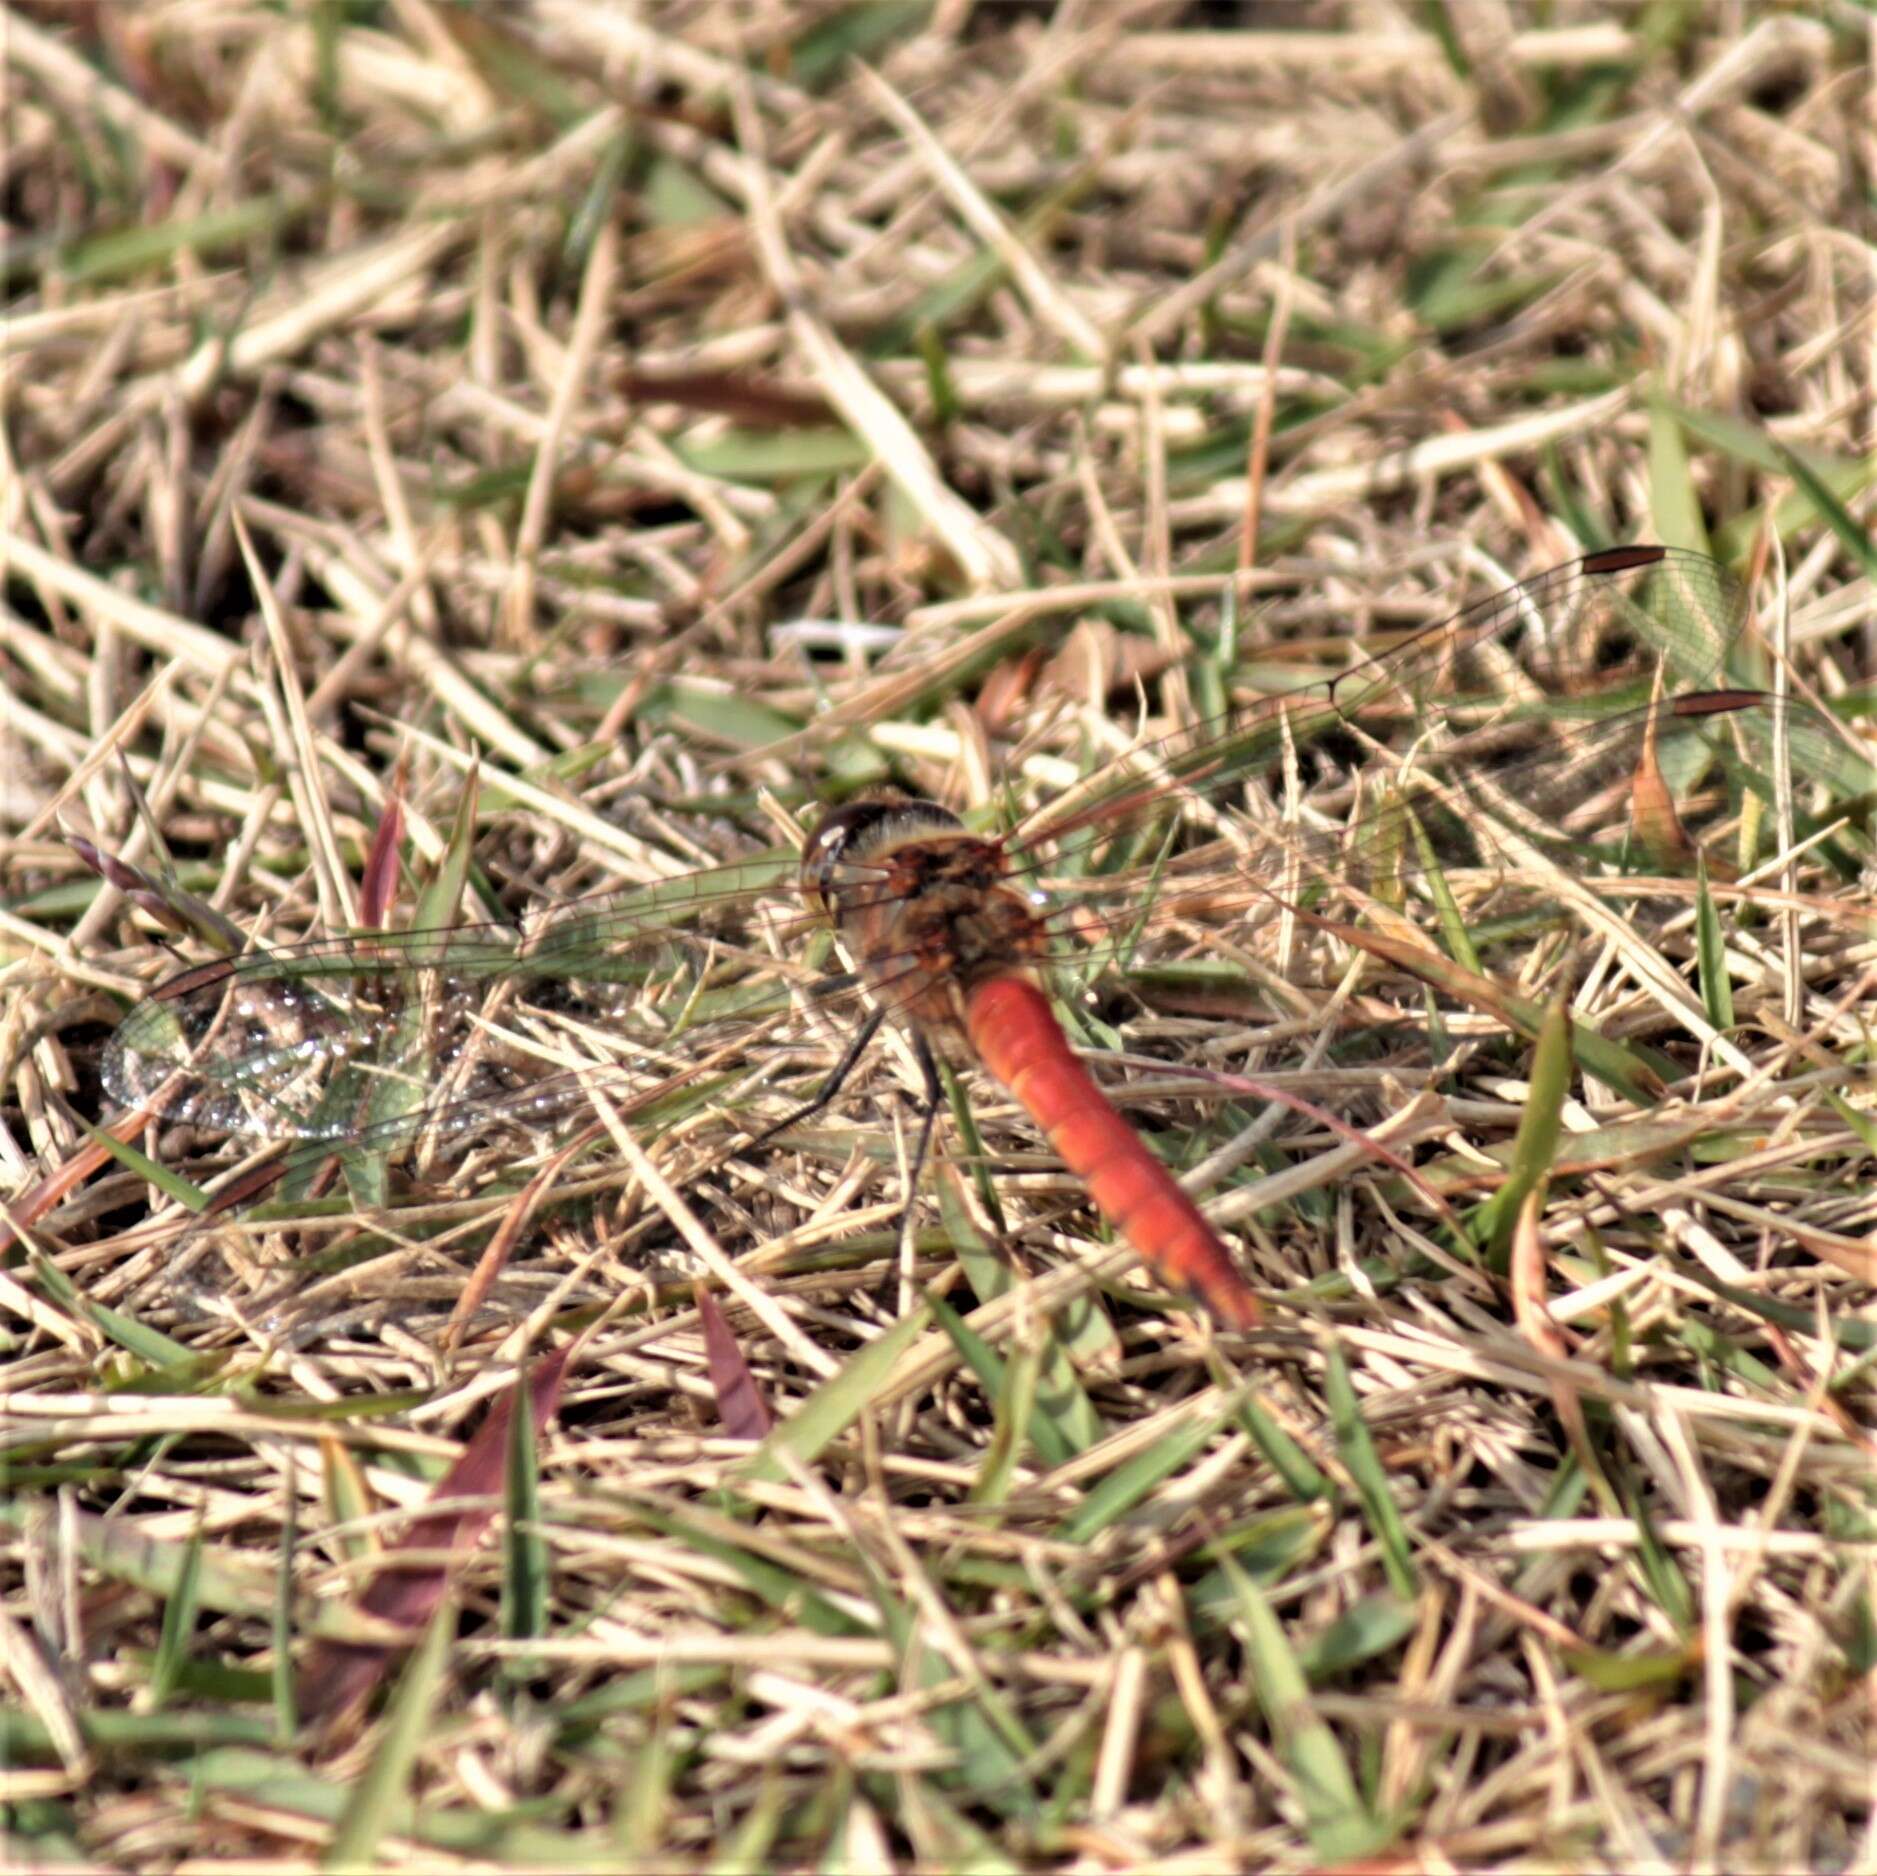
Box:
801 791 1053 1031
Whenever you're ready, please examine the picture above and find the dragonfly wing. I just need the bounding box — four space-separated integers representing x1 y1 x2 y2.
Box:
1001 544 1870 980
100 853 863 1193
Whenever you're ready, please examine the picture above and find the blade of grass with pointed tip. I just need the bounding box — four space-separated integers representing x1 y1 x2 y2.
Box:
1828 1090 1877 1157
147 1521 206 1711
321 1436 377 1567
412 762 480 934
1648 399 1711 559
1295 1590 1418 1680
1470 995 1572 1256
1774 441 1877 580
1053 1393 1241 1546
926 1286 1072 1471
1292 907 1668 1103
1560 1642 1699 1693
1694 859 1734 1031
499 1370 548 1671
636 684 804 751
853 1537 1038 1819
707 1770 787 1875
736 1306 931 1485
1324 1344 1417 1599
274 1457 299 1747
1232 1389 1331 1504
1662 405 1877 563
300 1348 571 1719
622 1508 863 1639
672 428 869 481
970 1335 1042 1505
0 1498 432 1650
617 1713 675 1856
916 322 960 424
158 1743 587 1860
1403 798 1482 974
939 1059 1005 1237
941 1148 1125 1387
1712 452 1877 566
438 7 586 126
790 0 929 87
30 1250 192 1365
0 1709 279 1761
1220 1552 1391 1861
319 1594 456 1872
566 128 632 270
59 196 305 286
83 1121 208 1213
1617 1467 1695 1633
934 1167 1105 1457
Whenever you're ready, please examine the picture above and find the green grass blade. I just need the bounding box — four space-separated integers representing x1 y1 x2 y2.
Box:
412 761 480 934
736 1306 931 1485
1648 398 1711 558
1694 859 1734 1031
1295 1591 1418 1679
1221 1552 1390 1861
83 1124 208 1214
29 1252 193 1366
274 1457 299 1747
147 1520 206 1711
1323 1345 1417 1599
1403 796 1482 974
500 1368 549 1671
320 1596 455 1871
1774 441 1877 580
1053 1394 1239 1545
935 1167 1106 1457
970 1335 1041 1506
1470 995 1571 1254
1233 1390 1332 1504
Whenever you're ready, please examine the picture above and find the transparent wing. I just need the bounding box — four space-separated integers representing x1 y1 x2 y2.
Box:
1002 545 1871 963
101 544 1874 1218
1019 545 1751 851
102 856 809 1138
1016 687 1877 975
100 845 967 1219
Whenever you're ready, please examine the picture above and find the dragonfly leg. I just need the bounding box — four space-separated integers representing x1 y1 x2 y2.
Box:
895 1031 944 1272
747 1004 887 1149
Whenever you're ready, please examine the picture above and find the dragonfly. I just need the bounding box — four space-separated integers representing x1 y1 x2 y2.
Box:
99 545 1876 1333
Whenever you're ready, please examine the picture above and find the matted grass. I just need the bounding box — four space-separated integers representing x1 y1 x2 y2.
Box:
3 4 1874 1870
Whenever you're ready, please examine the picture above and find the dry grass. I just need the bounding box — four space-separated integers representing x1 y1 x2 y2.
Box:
3 3 1876 1870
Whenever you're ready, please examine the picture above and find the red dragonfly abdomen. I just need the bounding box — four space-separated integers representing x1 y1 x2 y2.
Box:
964 975 1261 1330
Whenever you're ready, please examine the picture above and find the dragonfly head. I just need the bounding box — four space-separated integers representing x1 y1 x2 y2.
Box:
800 789 964 914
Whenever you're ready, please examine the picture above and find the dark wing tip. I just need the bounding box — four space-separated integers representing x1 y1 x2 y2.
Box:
1580 543 1669 575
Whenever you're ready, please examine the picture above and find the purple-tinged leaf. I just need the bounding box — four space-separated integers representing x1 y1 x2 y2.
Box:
298 1345 572 1721
67 833 248 954
357 765 407 932
696 1285 773 1439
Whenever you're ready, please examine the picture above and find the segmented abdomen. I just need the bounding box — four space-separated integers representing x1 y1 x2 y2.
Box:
964 975 1261 1330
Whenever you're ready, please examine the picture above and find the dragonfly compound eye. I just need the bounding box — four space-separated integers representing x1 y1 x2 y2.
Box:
801 809 862 911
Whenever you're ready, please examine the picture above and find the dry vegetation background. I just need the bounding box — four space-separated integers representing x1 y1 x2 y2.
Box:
3 2 1876 1871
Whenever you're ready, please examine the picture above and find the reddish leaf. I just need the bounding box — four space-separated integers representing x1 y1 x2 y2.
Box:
66 833 247 954
616 368 833 428
695 1285 772 1439
357 763 407 931
0 1105 168 1255
973 647 1045 738
298 1345 572 1721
